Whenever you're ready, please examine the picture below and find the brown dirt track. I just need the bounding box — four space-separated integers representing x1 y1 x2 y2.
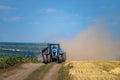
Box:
0 63 44 80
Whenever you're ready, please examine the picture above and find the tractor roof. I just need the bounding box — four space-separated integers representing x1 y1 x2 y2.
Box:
48 43 60 45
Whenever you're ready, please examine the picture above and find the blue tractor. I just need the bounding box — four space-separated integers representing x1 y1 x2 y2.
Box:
42 43 66 63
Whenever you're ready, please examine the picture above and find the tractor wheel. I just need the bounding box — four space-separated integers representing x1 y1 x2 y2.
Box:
47 55 51 63
62 52 66 62
50 55 53 62
42 53 45 63
43 54 47 63
58 54 62 63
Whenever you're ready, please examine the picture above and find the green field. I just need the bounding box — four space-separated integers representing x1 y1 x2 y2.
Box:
0 56 40 71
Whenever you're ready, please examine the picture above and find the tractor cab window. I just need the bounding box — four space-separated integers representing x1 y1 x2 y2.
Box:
50 45 59 51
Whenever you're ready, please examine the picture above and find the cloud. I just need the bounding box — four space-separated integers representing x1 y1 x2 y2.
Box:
0 5 17 10
40 8 56 13
3 16 22 22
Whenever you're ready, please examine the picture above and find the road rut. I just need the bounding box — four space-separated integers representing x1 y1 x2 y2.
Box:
1 63 44 80
42 64 60 80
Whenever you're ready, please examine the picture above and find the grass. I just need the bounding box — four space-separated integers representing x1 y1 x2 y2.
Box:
0 56 40 75
57 63 71 80
0 64 22 79
24 63 54 80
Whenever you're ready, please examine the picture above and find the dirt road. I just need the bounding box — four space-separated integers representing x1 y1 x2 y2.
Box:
42 64 61 80
0 63 61 80
0 63 44 80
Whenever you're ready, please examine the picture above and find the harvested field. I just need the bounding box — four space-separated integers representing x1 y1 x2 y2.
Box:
63 61 120 80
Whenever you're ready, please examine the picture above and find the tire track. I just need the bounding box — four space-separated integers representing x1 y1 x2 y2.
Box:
42 63 61 80
2 63 44 80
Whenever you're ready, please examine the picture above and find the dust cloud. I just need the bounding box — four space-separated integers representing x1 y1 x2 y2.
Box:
60 25 120 60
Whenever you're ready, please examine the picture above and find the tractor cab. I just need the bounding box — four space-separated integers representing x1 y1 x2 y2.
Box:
48 44 60 54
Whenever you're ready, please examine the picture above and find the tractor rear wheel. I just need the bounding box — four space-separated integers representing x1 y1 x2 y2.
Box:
43 54 47 63
62 52 66 62
58 54 62 63
47 55 51 63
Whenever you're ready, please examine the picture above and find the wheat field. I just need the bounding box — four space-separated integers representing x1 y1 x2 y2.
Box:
64 61 120 80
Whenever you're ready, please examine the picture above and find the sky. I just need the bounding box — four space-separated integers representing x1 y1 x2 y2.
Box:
0 0 120 43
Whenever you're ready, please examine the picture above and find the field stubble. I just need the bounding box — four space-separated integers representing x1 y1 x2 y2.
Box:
64 61 120 80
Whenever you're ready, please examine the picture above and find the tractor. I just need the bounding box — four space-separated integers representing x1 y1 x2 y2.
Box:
42 43 66 63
